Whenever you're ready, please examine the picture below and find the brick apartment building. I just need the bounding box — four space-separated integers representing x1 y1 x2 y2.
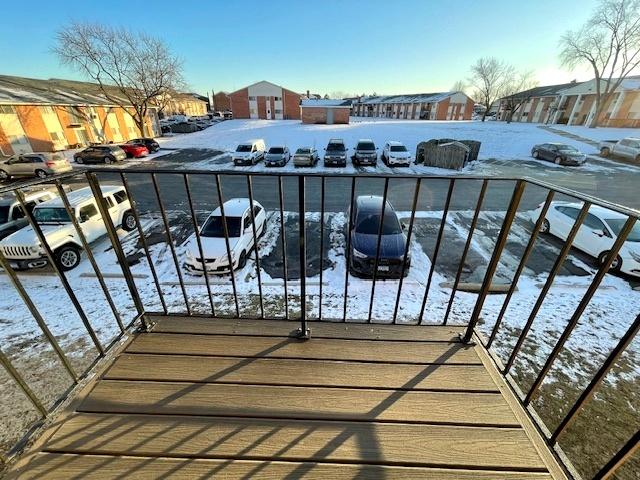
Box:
0 75 207 155
353 92 475 121
212 91 231 112
229 81 301 120
300 99 351 124
498 76 640 128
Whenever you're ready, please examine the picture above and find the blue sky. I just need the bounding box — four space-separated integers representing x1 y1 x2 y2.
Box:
0 0 597 96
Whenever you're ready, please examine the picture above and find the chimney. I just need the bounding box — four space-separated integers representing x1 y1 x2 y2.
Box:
306 90 310 99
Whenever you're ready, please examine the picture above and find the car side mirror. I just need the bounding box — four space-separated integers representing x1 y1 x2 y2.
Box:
79 214 90 223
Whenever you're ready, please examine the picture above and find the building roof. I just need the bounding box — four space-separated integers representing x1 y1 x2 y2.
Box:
300 99 352 108
229 80 299 96
502 81 580 101
357 92 460 105
0 74 203 108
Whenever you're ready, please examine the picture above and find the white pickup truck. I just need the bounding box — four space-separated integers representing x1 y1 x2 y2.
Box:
0 185 136 271
599 137 640 162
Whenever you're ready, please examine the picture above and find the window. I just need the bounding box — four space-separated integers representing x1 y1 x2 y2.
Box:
243 213 253 230
248 96 257 101
274 96 282 101
67 107 84 124
0 105 15 114
253 206 262 218
50 131 64 142
557 206 581 220
249 108 257 115
583 213 606 231
104 196 115 208
24 155 43 163
11 202 35 220
113 190 128 204
274 109 282 114
34 207 70 223
41 106 54 114
201 216 241 238
79 204 99 221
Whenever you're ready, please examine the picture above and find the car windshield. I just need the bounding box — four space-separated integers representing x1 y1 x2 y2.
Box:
296 148 311 154
558 146 579 153
269 147 284 154
327 143 345 151
605 218 640 242
390 145 407 152
358 142 375 151
0 205 9 224
355 209 402 235
200 215 242 238
236 145 252 152
33 207 71 223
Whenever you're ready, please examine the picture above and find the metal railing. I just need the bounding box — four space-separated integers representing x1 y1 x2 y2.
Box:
0 168 638 479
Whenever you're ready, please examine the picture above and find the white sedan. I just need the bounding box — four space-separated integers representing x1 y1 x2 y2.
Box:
185 198 267 274
531 201 640 277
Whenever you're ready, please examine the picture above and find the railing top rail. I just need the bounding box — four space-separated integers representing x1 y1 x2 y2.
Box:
1 168 638 219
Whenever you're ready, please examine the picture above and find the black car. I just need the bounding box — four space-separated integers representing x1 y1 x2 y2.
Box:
531 143 587 166
323 139 347 167
127 137 160 153
349 196 409 278
73 145 127 164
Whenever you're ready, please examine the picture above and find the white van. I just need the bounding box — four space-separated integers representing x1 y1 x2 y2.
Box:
232 139 266 166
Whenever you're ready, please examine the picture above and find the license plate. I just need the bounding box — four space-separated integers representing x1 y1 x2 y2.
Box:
378 265 390 272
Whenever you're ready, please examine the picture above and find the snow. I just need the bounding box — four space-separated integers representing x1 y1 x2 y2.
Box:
156 118 594 163
550 125 640 142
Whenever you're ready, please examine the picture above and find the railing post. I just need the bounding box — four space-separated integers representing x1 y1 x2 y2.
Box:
85 172 149 331
592 430 639 480
462 180 526 344
293 175 310 339
0 347 47 417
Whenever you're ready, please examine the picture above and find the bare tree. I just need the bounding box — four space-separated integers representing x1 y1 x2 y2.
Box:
450 80 468 93
559 0 640 127
54 22 184 136
500 71 538 123
468 57 514 121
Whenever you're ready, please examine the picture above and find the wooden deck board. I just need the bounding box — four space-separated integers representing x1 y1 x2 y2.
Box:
105 354 499 391
79 380 518 426
42 413 547 471
7 317 557 478
12 454 554 479
126 333 481 364
150 316 466 341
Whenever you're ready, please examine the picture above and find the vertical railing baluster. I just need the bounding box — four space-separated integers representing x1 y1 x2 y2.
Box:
392 178 421 324
0 347 47 417
246 175 265 319
418 179 455 325
86 173 148 330
15 188 104 355
55 181 124 332
278 176 289 320
443 179 488 325
318 176 326 321
462 180 526 344
215 174 240 318
295 175 309 338
592 431 639 480
487 189 554 348
504 201 591 373
342 177 357 322
183 174 215 316
524 216 637 406
120 172 168 315
551 312 640 443
367 177 390 323
150 173 191 315
0 251 78 382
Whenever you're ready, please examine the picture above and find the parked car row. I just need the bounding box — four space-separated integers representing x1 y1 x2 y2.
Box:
0 152 72 181
73 138 159 164
531 137 640 166
160 115 222 134
232 139 414 168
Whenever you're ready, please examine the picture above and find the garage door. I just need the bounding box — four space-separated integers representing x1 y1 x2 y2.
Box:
327 108 334 125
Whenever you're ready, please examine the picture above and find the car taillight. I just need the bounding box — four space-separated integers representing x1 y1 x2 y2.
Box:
46 162 56 167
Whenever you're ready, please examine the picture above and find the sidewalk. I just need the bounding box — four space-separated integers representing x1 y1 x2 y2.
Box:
538 125 599 147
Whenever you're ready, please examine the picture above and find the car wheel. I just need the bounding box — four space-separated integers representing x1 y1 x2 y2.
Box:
635 154 640 163
0 169 9 181
598 251 622 272
121 211 137 231
75 156 83 164
554 157 562 165
539 219 550 234
104 156 113 164
532 150 540 159
238 250 247 269
600 147 610 157
55 245 82 271
35 169 48 178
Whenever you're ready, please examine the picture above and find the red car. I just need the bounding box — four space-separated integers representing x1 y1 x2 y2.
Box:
119 143 149 158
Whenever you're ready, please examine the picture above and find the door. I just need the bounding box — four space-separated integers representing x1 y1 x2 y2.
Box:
103 195 120 225
577 213 611 255
8 156 32 175
78 204 103 242
326 108 334 125
552 206 576 239
242 210 253 250
265 99 272 120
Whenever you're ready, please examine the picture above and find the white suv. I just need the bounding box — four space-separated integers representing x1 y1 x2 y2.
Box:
232 139 266 166
381 141 412 166
185 198 267 274
0 186 136 271
0 188 57 240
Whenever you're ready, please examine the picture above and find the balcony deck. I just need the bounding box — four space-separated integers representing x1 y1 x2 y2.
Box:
8 317 562 479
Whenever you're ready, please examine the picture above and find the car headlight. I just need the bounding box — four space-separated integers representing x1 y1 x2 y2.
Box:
629 250 640 263
353 248 368 259
29 245 39 254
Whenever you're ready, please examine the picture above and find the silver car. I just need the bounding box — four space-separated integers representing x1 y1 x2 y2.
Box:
293 147 319 167
265 146 291 167
0 152 72 181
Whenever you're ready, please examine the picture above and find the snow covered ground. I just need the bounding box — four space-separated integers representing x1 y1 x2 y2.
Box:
550 124 640 142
